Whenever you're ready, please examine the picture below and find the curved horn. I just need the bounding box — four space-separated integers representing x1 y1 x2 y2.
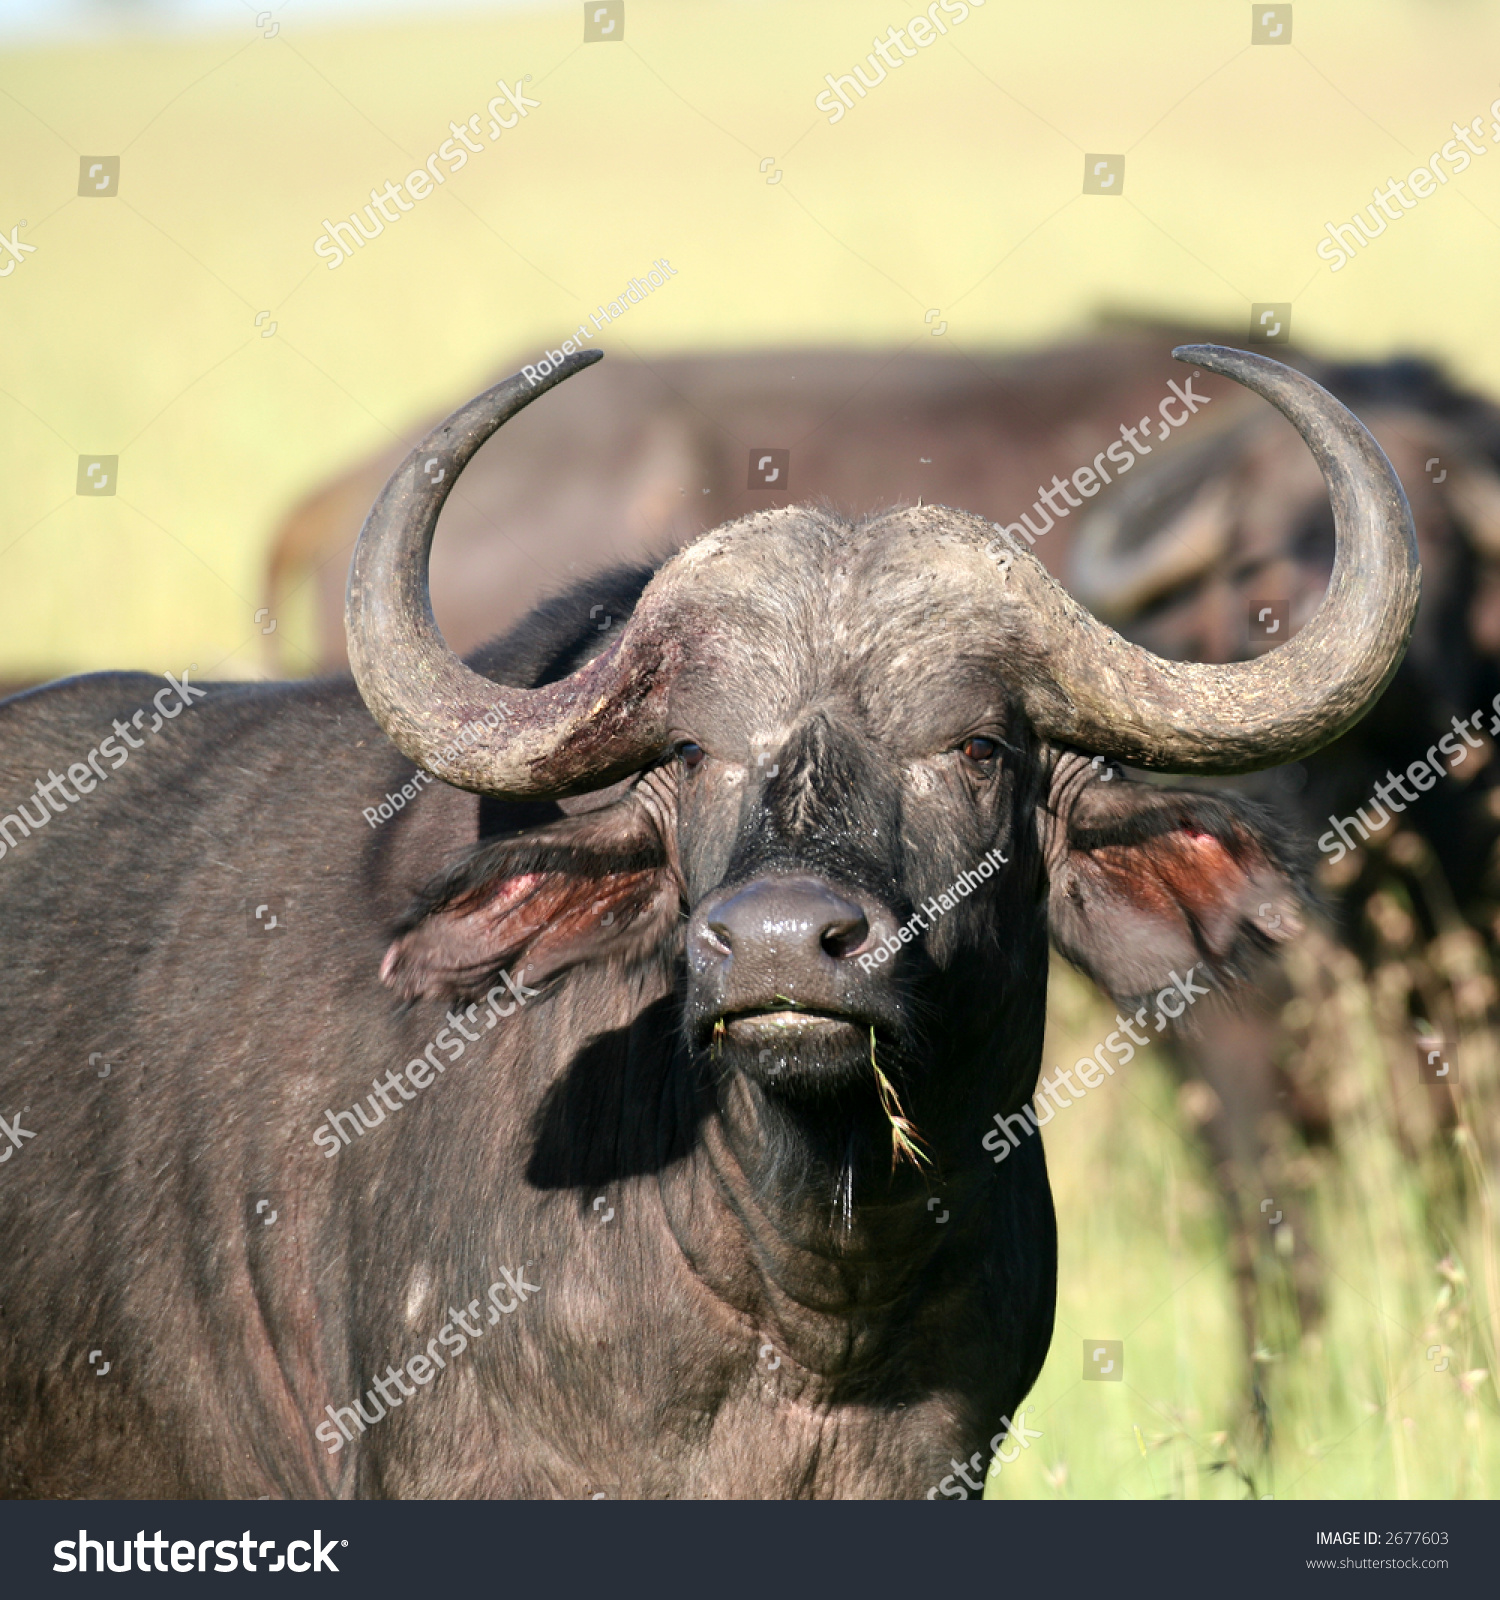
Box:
1000 344 1420 772
346 351 679 798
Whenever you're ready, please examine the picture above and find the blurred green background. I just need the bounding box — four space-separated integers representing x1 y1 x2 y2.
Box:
2 0 1496 1498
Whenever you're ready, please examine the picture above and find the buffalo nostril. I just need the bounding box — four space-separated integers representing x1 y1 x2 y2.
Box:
702 878 875 968
820 913 869 961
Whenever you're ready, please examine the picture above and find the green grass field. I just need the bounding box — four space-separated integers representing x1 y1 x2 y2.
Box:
992 950 1498 1500
2 0 1497 1497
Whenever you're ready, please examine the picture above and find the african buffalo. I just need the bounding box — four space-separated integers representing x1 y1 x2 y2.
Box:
1068 348 1500 1335
0 345 1414 1498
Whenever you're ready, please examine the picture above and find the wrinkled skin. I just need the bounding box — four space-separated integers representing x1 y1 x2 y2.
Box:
1071 351 1500 1339
0 510 1301 1498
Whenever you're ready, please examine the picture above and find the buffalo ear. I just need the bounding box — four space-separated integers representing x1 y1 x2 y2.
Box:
1045 767 1304 1009
381 793 680 1003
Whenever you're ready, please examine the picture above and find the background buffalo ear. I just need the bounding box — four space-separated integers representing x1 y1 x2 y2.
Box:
381 793 681 1002
1044 769 1305 1008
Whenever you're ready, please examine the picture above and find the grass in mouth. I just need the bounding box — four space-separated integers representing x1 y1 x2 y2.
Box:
871 1027 931 1173
721 1004 931 1171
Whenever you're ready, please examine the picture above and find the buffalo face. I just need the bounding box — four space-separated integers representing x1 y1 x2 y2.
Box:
662 533 1039 1096
360 342 1417 1194
381 516 1050 1115
378 509 1313 1173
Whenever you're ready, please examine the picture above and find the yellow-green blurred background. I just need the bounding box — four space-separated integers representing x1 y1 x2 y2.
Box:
2 0 1497 1498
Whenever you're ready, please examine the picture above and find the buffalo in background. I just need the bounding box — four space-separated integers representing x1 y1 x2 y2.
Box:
261 326 1247 674
1068 342 1500 1344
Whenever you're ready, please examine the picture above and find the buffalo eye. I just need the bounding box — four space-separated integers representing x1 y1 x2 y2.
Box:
677 741 706 771
960 736 1000 765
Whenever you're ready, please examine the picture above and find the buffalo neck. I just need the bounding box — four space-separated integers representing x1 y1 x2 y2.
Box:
653 996 1044 1379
